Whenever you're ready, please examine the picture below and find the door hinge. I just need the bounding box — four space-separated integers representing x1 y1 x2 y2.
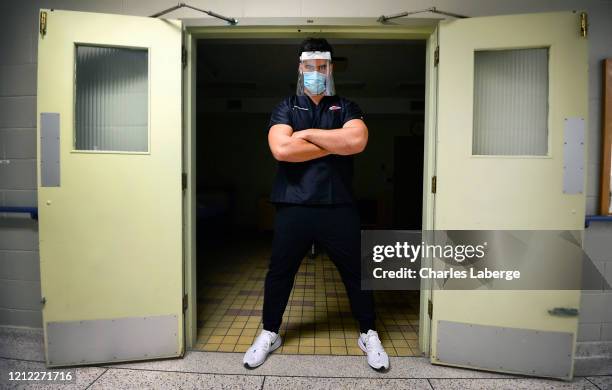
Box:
434 46 439 67
579 12 588 38
428 299 433 319
182 172 187 190
183 294 188 312
181 46 187 68
39 11 47 37
40 296 46 306
431 175 437 193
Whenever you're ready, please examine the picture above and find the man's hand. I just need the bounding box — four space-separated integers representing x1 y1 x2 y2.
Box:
293 119 368 156
290 129 312 140
268 124 331 162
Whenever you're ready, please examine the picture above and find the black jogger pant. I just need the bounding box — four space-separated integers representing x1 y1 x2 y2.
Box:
262 203 376 334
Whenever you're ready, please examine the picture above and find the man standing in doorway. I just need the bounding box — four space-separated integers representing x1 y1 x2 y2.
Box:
243 38 390 371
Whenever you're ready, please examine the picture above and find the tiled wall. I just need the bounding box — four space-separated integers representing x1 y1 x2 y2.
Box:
0 1 611 343
581 223 612 342
0 1 40 327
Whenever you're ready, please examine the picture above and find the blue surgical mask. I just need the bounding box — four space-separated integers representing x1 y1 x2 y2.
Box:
303 71 327 95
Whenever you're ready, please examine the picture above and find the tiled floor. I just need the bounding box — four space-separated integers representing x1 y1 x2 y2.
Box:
194 235 421 356
2 320 611 389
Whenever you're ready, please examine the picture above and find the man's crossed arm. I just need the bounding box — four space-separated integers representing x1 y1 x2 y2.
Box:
268 119 368 162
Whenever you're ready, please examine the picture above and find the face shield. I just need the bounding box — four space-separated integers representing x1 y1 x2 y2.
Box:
296 51 336 96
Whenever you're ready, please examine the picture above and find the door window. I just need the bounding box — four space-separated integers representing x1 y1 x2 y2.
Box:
472 48 549 156
74 44 149 152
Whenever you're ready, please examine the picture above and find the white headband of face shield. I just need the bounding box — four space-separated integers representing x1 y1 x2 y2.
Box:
299 51 332 61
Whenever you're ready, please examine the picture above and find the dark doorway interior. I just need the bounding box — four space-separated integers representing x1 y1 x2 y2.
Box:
194 38 425 355
393 134 424 229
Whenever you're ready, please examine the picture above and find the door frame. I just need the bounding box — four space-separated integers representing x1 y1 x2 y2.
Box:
182 20 440 354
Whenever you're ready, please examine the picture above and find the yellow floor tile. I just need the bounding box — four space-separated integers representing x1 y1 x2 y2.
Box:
197 243 420 357
211 328 228 336
238 334 254 343
392 339 409 348
284 337 299 346
314 338 330 347
346 347 364 355
225 328 242 336
196 335 211 344
395 347 412 356
344 331 357 340
233 344 250 353
206 335 224 344
330 346 347 355
298 346 314 354
387 332 404 340
222 335 239 344
299 338 315 346
202 343 219 351
218 344 235 352
281 345 299 354
315 331 330 339
241 328 257 336
330 338 346 347
403 331 418 339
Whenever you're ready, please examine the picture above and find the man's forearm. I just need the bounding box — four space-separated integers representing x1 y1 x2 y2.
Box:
298 127 367 155
274 137 330 162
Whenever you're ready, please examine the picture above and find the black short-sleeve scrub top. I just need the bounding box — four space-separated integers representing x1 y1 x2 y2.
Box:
268 94 364 205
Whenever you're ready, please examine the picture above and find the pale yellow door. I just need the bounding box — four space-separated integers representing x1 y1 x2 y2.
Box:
36 9 184 367
431 11 587 380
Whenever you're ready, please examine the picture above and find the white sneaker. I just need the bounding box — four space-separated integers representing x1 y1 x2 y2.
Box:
243 329 282 369
358 329 390 371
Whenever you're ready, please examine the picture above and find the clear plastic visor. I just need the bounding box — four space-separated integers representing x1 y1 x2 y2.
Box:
296 51 335 96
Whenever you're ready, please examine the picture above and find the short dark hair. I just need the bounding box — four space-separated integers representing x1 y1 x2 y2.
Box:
299 38 334 60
